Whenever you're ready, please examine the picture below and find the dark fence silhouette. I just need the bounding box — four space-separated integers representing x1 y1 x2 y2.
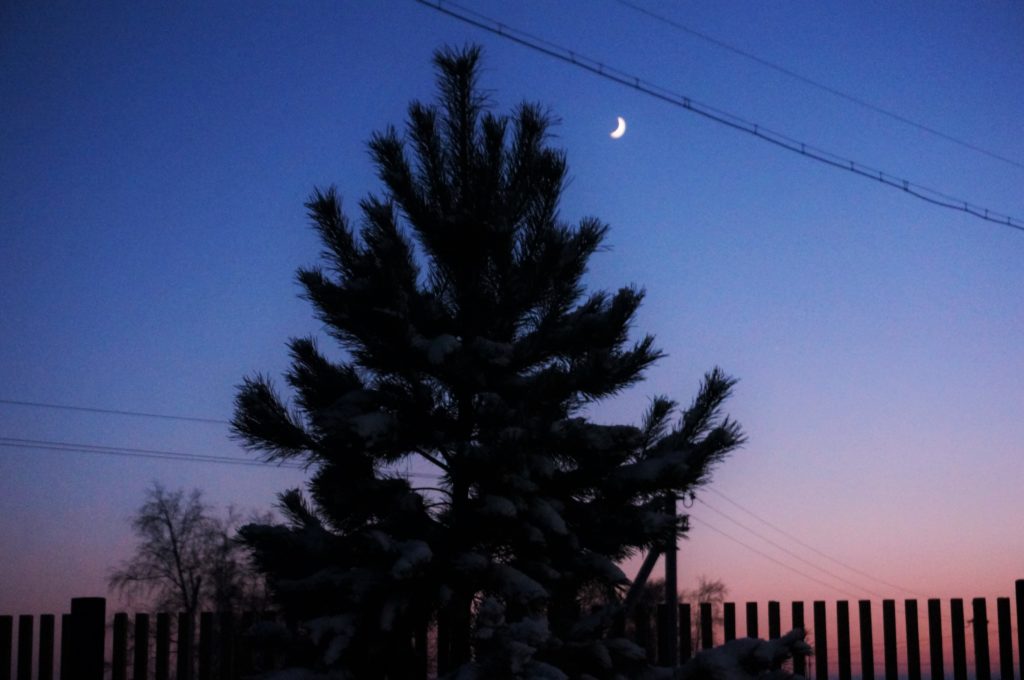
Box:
0 599 287 680
3 580 1023 680
635 580 1024 680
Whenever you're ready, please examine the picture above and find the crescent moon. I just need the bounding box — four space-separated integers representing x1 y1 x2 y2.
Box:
610 116 626 139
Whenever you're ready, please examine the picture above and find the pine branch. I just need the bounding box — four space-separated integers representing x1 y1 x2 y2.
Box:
413 447 450 472
232 375 314 460
677 366 739 443
305 186 359 277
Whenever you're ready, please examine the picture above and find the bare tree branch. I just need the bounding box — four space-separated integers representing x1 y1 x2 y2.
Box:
108 483 272 617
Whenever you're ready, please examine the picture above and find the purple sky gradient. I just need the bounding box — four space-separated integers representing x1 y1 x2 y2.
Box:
1 1 1022 619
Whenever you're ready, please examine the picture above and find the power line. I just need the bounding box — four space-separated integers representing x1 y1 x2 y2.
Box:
695 497 890 600
415 0 1024 233
0 398 230 425
0 396 440 478
611 0 1024 172
706 488 925 598
0 434 443 481
688 515 864 599
0 435 302 468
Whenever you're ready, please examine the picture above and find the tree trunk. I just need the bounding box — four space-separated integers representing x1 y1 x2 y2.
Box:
449 473 472 666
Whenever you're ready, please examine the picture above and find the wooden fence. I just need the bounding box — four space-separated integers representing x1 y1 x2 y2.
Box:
637 580 1024 680
3 580 1023 680
0 599 285 680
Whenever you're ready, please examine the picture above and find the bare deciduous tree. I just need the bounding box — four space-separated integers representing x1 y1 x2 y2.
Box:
109 482 270 619
683 575 729 645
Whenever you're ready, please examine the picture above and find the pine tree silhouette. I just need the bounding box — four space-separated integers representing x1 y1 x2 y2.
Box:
232 45 745 678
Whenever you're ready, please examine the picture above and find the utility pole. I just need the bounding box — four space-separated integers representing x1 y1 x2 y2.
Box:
625 493 680 665
663 492 678 666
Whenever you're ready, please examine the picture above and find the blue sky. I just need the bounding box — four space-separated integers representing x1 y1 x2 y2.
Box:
1 1 1022 618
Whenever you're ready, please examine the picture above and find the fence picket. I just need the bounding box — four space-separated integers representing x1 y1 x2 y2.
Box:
217 612 234 680
239 611 261 675
678 603 692 661
996 597 1012 680
177 613 193 680
134 613 149 680
927 599 943 680
657 603 672 666
768 601 780 640
814 601 828 680
882 600 896 680
0 616 10 680
1017 581 1024 680
155 612 170 680
414 619 429 680
858 601 874 680
700 602 713 650
436 607 451 674
837 601 851 680
39 615 54 680
746 602 758 638
111 613 127 680
905 600 921 680
951 598 967 680
15 616 30 680
972 598 990 680
69 598 105 680
635 602 651 661
198 612 213 680
792 601 806 677
724 602 735 642
59 614 70 680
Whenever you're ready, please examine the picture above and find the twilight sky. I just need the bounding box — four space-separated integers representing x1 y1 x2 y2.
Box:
1 1 1022 620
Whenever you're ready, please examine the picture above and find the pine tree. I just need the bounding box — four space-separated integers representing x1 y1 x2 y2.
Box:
232 45 745 679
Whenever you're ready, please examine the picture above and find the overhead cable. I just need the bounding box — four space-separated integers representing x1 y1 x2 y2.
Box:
689 515 863 599
0 434 442 480
706 488 925 597
0 397 230 425
0 436 302 469
415 0 1024 233
696 497 889 599
612 0 1024 172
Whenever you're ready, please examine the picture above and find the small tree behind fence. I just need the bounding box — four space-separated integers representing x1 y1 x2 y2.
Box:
3 581 1023 680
